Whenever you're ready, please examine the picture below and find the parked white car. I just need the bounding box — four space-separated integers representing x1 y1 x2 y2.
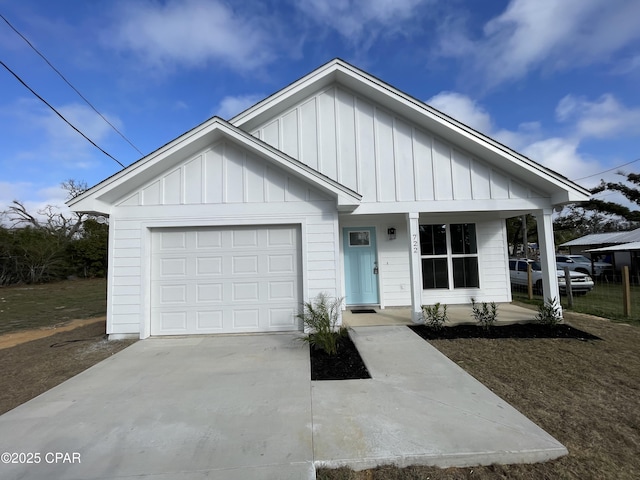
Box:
509 259 594 295
556 254 612 278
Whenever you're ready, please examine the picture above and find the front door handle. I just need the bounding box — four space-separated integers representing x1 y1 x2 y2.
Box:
373 266 379 274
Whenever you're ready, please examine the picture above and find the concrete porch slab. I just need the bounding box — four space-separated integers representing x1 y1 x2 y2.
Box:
343 303 538 327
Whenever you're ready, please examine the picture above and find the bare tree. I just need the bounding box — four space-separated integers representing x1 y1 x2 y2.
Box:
3 180 89 239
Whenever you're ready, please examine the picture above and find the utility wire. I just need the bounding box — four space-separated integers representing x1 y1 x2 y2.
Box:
1 60 126 168
0 13 144 156
572 157 640 182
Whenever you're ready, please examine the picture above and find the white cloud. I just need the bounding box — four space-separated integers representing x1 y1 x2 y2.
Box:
439 0 640 87
215 94 264 119
296 0 430 42
109 0 276 72
556 94 640 139
424 91 603 182
427 91 493 134
521 138 600 184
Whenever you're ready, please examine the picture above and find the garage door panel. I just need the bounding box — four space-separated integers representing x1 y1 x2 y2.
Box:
196 311 223 329
196 230 222 248
159 284 187 304
160 258 186 276
196 283 222 302
160 231 187 249
268 254 295 273
151 225 301 335
232 282 260 301
196 256 222 275
232 255 259 274
269 308 298 327
233 309 260 328
269 281 296 300
159 312 187 331
268 227 295 246
232 229 258 247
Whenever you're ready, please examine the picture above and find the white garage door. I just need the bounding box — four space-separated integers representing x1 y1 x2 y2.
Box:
151 225 302 335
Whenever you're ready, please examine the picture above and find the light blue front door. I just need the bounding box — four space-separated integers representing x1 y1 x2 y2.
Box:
343 227 379 305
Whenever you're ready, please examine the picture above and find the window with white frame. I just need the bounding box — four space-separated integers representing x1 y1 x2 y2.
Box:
419 223 479 289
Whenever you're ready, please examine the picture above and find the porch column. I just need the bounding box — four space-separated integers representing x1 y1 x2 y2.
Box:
535 209 562 315
406 212 422 323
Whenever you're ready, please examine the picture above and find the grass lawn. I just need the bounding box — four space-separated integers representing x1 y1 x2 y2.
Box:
318 312 640 479
0 278 107 335
512 283 640 326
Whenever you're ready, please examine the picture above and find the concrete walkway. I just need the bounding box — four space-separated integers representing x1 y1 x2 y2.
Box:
0 327 566 480
313 326 567 470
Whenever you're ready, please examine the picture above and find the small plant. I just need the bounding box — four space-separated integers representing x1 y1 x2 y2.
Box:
535 297 563 328
421 302 448 330
296 293 348 355
471 298 498 330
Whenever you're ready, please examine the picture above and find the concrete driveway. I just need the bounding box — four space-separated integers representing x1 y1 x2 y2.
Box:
0 327 567 480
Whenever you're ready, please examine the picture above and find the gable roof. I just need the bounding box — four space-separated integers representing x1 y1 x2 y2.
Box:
231 58 590 205
68 117 361 214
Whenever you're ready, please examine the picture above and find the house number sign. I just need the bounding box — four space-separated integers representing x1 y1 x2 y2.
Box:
412 233 419 254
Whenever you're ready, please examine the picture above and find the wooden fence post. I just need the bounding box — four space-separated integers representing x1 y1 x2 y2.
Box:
622 266 631 317
527 264 533 300
564 266 573 308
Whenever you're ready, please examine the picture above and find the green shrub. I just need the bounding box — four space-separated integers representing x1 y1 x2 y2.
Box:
471 298 498 330
535 297 563 328
297 293 347 355
421 302 448 330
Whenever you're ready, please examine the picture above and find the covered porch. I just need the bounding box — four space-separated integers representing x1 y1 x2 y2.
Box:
343 303 539 328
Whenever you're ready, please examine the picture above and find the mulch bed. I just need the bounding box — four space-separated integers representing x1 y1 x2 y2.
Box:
309 335 371 381
409 323 601 340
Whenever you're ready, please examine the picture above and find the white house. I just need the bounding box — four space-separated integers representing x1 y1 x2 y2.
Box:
68 59 590 339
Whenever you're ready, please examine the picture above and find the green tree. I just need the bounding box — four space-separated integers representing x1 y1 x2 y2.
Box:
554 172 640 243
0 179 108 285
67 219 108 278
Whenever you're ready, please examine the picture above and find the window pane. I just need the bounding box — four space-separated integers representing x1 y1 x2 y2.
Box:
349 231 370 246
422 258 449 289
451 224 477 254
419 224 446 255
453 257 479 288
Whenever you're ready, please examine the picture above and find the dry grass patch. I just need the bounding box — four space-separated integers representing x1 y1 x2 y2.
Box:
318 313 640 480
0 320 135 415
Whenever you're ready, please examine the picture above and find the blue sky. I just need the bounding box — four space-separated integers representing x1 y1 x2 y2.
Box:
1 0 639 217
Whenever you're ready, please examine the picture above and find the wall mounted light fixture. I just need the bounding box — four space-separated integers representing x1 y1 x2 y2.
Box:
387 227 396 240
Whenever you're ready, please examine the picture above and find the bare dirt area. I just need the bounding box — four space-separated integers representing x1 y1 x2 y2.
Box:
0 319 135 415
317 313 640 480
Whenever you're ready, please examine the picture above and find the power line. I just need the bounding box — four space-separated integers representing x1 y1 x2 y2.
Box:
1 60 125 168
572 157 640 182
0 13 144 156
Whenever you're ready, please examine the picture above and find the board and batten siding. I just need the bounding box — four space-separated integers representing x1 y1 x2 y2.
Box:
250 86 546 205
106 140 340 336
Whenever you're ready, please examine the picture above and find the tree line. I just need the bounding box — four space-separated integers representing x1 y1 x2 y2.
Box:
1 172 638 286
0 181 108 286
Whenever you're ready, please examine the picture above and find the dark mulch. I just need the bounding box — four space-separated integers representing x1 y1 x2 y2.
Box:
309 334 371 381
409 323 601 341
